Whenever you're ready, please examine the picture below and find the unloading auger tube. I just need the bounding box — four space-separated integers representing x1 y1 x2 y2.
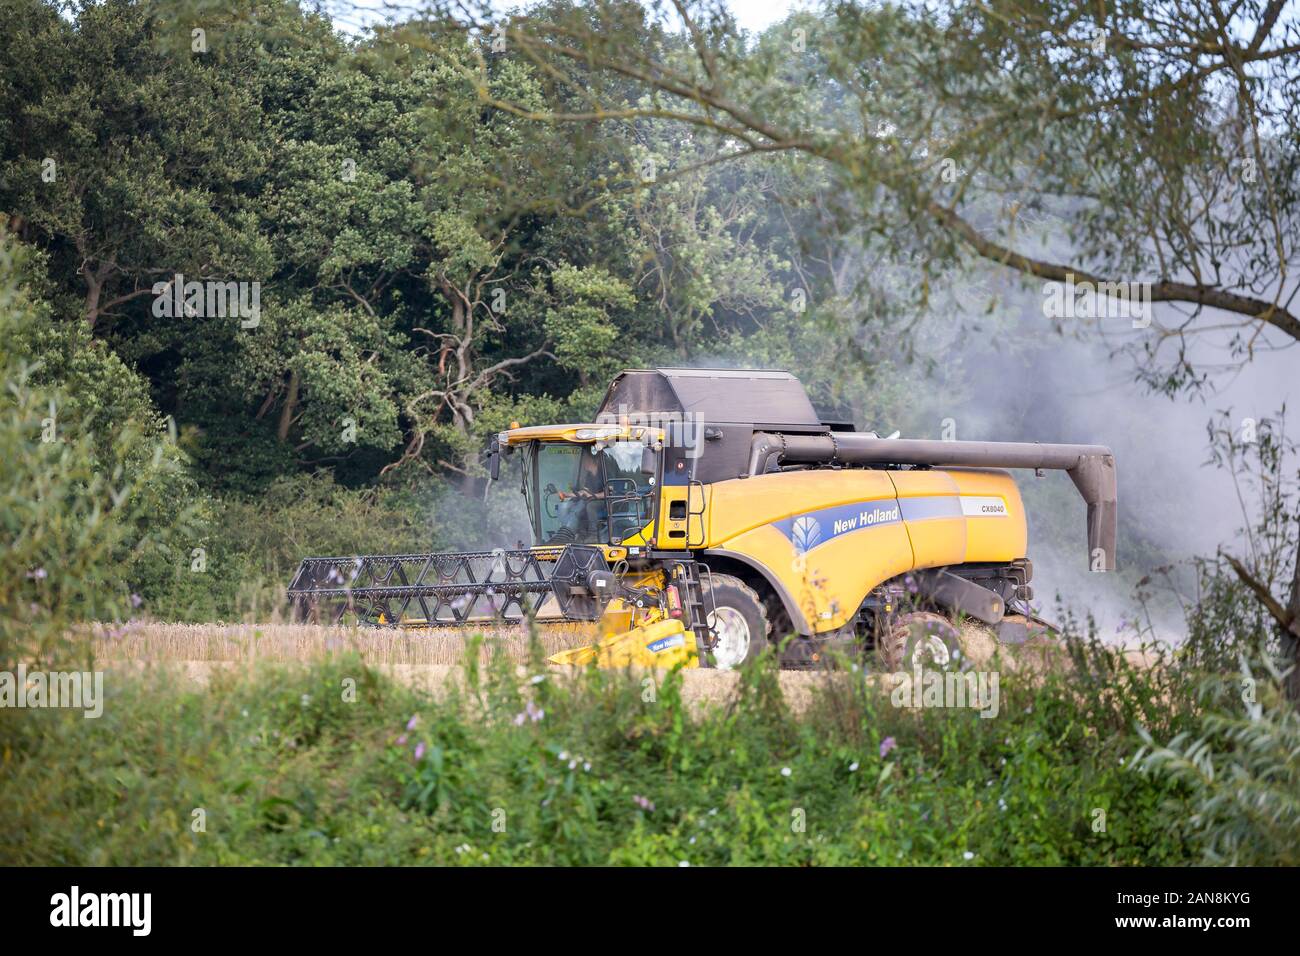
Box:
747 434 1118 570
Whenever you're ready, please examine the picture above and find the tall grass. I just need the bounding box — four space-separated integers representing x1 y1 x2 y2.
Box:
0 636 1210 866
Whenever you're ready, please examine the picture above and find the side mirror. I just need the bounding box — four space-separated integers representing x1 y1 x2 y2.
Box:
489 438 501 481
640 444 657 476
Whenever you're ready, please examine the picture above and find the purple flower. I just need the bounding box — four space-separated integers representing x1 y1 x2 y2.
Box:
414 741 426 760
880 736 897 759
633 795 655 812
406 715 419 731
130 593 143 608
513 700 545 726
26 568 47 580
397 734 407 746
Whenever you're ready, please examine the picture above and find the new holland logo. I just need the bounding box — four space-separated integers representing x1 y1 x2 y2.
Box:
775 500 903 554
648 634 686 653
790 515 823 554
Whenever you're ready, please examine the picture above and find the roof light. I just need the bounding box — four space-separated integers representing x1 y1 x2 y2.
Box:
574 427 621 440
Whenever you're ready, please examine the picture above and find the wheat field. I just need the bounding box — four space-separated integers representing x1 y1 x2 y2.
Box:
90 620 599 666
86 621 850 713
85 619 1122 715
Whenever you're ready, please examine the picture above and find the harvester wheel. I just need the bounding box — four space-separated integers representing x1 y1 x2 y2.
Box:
702 574 770 671
878 611 970 672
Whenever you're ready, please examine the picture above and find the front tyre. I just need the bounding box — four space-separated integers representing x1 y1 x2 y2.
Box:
701 574 771 670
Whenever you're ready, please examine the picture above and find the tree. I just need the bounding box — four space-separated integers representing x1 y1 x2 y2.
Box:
408 1 1300 377
0 0 272 328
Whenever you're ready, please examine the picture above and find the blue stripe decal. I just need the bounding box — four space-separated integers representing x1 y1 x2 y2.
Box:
898 496 963 521
772 500 902 554
771 495 963 554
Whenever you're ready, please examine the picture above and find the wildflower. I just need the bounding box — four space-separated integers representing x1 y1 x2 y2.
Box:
130 593 143 608
848 761 860 772
397 735 407 746
633 795 655 812
678 861 690 867
780 767 792 777
963 851 975 861
583 762 591 772
26 568 47 580
514 703 543 724
406 715 419 731
529 674 545 685
300 694 311 706
414 741 426 760
879 736 897 758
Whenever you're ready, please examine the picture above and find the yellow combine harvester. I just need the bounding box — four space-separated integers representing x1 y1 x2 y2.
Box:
288 368 1117 670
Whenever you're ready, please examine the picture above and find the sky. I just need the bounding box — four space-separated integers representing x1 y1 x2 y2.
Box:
325 0 808 36
717 0 808 31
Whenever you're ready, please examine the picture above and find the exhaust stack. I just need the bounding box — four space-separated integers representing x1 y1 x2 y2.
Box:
748 434 1117 570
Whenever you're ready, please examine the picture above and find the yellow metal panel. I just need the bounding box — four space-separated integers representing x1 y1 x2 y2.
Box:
709 482 914 634
705 470 902 545
702 466 1028 635
945 468 1028 563
889 469 967 568
655 485 692 549
548 617 699 668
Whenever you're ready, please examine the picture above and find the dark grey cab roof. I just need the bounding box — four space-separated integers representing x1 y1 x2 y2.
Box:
597 368 825 430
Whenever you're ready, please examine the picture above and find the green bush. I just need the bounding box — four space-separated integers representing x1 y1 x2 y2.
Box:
1136 658 1300 866
0 233 198 665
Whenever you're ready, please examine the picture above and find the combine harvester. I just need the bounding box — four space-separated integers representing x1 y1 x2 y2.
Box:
287 369 1116 670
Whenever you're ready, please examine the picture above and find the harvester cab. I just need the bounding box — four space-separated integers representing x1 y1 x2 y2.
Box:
498 423 663 548
288 368 1117 672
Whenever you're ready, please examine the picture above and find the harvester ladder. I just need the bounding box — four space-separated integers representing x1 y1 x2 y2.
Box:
672 561 717 661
